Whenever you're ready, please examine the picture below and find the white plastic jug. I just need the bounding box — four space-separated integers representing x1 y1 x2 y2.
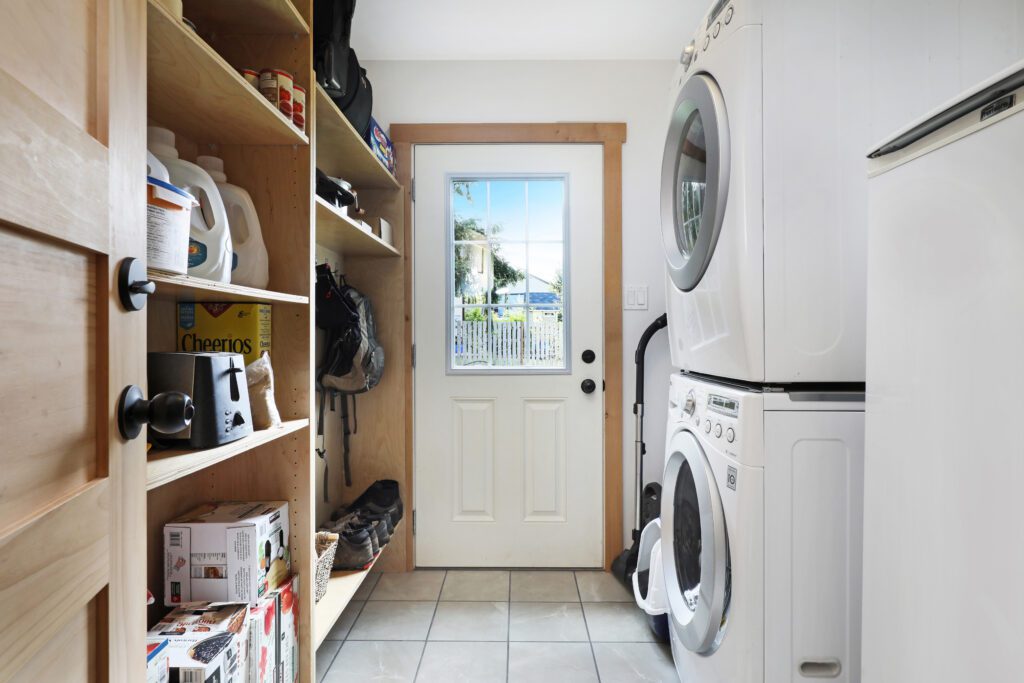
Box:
197 155 269 289
147 126 233 283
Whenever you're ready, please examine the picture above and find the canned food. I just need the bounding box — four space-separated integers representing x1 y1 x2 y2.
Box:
240 69 259 88
259 68 293 119
292 85 306 133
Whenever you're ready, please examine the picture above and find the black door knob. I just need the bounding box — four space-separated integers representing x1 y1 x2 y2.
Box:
117 385 194 440
581 379 597 394
582 349 596 364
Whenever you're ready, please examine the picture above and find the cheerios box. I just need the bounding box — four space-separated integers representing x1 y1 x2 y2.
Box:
148 602 250 683
177 302 271 366
164 502 290 607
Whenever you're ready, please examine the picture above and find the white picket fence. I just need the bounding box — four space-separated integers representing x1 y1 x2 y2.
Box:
453 318 564 367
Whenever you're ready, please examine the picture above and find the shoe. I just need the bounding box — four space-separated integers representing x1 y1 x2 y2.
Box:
350 480 403 526
332 527 374 570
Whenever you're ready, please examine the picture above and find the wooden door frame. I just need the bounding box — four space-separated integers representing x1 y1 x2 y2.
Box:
391 123 627 570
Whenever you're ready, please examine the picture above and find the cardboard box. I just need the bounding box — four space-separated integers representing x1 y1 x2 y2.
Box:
178 302 271 366
164 502 290 606
272 575 299 683
365 117 395 175
147 640 170 683
148 602 250 683
247 596 277 683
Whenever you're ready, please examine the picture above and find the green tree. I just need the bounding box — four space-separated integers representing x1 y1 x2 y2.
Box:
452 182 522 300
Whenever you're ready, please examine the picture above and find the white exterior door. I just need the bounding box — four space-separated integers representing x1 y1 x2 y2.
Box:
414 144 604 567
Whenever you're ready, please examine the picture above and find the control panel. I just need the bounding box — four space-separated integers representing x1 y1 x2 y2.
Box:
670 375 745 455
682 1 740 72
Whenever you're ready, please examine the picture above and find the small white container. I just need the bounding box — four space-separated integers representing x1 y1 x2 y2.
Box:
379 217 393 245
146 152 197 274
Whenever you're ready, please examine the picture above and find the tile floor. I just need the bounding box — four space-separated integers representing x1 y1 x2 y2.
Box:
316 570 677 682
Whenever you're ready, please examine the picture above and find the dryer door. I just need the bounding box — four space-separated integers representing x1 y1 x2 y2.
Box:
661 74 730 292
661 429 731 654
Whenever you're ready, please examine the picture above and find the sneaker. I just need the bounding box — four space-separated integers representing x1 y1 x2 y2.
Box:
350 480 403 526
332 528 374 570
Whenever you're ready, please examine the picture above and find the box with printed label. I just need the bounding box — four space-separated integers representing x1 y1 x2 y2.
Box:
164 502 290 606
247 596 277 683
272 575 299 683
177 302 271 366
146 640 170 683
148 602 250 683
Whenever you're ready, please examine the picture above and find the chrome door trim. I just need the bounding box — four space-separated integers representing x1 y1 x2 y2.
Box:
661 73 730 292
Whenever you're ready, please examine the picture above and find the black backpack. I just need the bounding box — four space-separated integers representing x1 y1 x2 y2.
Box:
314 0 373 137
315 264 384 495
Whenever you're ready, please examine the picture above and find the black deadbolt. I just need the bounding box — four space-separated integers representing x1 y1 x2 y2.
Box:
117 385 195 440
118 257 156 311
581 379 597 394
582 349 596 364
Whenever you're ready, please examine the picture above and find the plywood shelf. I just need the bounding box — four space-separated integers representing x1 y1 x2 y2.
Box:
315 197 400 258
315 84 400 189
146 419 309 490
148 270 310 304
181 0 309 35
313 523 398 649
147 0 308 146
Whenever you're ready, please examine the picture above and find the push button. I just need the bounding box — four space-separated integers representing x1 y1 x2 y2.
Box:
714 423 723 438
713 22 721 37
725 6 734 23
704 419 712 433
726 428 735 443
703 35 711 50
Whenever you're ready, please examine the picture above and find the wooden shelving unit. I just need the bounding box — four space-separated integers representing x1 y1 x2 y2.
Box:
146 419 309 490
147 0 308 146
181 0 309 35
149 270 310 304
315 84 401 189
315 197 400 257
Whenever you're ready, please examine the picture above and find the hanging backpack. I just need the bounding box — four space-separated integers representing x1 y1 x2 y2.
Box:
315 263 384 496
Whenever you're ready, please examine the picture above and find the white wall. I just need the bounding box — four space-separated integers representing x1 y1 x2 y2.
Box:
364 59 677 549
863 2 1024 680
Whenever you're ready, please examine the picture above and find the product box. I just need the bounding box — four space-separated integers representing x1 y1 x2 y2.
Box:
247 596 277 683
148 602 250 683
146 640 170 683
272 575 299 683
164 502 290 606
365 117 395 175
178 302 271 366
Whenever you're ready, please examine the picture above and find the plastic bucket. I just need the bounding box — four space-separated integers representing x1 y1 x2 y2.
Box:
147 176 197 274
633 518 670 616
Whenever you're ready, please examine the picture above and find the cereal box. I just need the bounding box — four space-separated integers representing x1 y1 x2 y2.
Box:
146 640 170 683
177 302 271 366
247 596 277 683
272 575 299 683
164 502 290 606
148 602 250 683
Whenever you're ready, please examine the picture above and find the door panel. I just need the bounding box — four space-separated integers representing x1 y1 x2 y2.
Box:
0 0 146 679
415 144 604 567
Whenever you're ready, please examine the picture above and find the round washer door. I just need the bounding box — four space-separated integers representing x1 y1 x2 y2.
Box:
661 73 730 292
661 429 730 654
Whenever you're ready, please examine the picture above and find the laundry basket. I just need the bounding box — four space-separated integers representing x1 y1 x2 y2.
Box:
314 531 339 603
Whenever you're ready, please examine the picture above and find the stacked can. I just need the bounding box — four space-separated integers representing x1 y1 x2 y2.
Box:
293 85 306 133
259 69 293 119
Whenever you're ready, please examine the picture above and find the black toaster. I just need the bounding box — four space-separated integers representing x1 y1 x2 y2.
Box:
148 352 253 448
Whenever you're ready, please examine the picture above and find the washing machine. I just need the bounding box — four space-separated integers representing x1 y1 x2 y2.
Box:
659 372 863 682
661 0 870 383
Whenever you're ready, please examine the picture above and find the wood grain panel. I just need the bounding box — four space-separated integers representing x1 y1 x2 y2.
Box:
0 227 98 533
182 0 308 35
11 599 98 683
0 480 109 680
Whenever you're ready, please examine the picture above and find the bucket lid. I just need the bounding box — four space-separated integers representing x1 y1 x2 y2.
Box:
147 176 197 205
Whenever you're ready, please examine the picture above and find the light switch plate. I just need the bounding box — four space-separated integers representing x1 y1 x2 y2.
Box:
624 285 649 310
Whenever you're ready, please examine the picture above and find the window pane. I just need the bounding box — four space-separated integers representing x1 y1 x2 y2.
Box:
452 180 487 238
491 242 527 305
527 242 564 306
452 307 493 368
526 306 565 368
453 244 489 305
489 180 527 240
527 179 565 241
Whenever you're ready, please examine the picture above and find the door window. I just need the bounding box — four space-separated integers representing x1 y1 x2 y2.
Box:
449 177 568 372
673 459 704 613
675 110 707 259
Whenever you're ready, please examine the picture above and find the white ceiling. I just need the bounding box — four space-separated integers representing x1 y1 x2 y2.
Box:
350 0 702 61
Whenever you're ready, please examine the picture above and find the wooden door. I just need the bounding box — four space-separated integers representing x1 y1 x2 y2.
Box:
0 0 146 680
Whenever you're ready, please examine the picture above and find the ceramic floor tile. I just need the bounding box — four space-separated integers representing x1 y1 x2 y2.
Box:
415 641 507 683
324 600 365 641
574 571 634 602
353 572 382 601
592 642 678 682
439 570 511 601
428 601 509 641
509 570 580 602
348 601 437 641
582 602 657 642
508 602 589 642
322 640 425 683
315 640 342 683
369 571 446 601
507 642 598 683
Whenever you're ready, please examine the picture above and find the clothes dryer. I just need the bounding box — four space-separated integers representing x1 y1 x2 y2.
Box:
662 0 869 382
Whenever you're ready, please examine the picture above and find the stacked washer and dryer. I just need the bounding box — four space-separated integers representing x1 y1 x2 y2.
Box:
636 1 870 681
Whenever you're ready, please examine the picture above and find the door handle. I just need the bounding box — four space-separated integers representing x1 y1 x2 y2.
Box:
581 349 596 364
581 379 597 394
117 385 194 440
118 257 156 311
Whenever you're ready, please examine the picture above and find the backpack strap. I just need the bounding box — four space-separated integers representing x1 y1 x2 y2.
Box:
340 394 353 487
317 389 329 503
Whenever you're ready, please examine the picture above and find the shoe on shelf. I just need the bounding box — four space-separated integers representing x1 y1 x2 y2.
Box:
331 527 374 570
351 480 403 526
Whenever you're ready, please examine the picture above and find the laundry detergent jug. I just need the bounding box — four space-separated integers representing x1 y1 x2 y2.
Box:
197 155 269 289
147 126 233 283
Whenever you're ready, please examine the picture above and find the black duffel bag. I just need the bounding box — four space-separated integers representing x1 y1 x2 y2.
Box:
314 0 373 138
